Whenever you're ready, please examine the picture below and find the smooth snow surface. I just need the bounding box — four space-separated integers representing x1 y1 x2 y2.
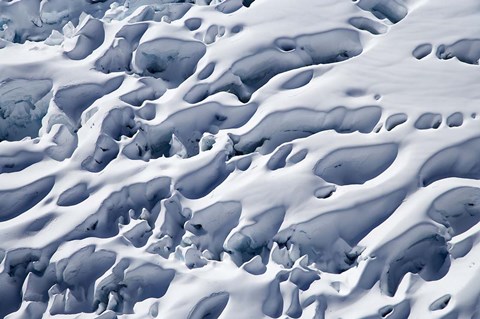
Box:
0 0 479 318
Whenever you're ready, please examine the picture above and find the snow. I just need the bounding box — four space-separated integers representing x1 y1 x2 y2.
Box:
0 0 479 318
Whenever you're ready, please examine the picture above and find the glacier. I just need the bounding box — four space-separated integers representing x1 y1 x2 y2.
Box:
0 0 479 318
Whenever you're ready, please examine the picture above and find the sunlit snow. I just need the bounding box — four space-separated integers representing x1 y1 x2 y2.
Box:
0 0 479 318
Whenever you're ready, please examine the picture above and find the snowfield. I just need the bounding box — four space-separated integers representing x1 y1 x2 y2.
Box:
0 0 479 318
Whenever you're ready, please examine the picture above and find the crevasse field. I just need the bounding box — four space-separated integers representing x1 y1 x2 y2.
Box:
0 0 479 318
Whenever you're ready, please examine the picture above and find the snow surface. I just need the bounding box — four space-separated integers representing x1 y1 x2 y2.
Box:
0 0 479 318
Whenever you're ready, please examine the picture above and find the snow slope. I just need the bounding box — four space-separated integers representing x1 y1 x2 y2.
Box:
0 0 479 318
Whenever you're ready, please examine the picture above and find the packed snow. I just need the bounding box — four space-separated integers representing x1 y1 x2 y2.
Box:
0 0 479 318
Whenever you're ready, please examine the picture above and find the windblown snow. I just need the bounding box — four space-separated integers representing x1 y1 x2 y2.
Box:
0 0 479 318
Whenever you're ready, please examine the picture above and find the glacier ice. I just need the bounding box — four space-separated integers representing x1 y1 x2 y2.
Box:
0 0 479 318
